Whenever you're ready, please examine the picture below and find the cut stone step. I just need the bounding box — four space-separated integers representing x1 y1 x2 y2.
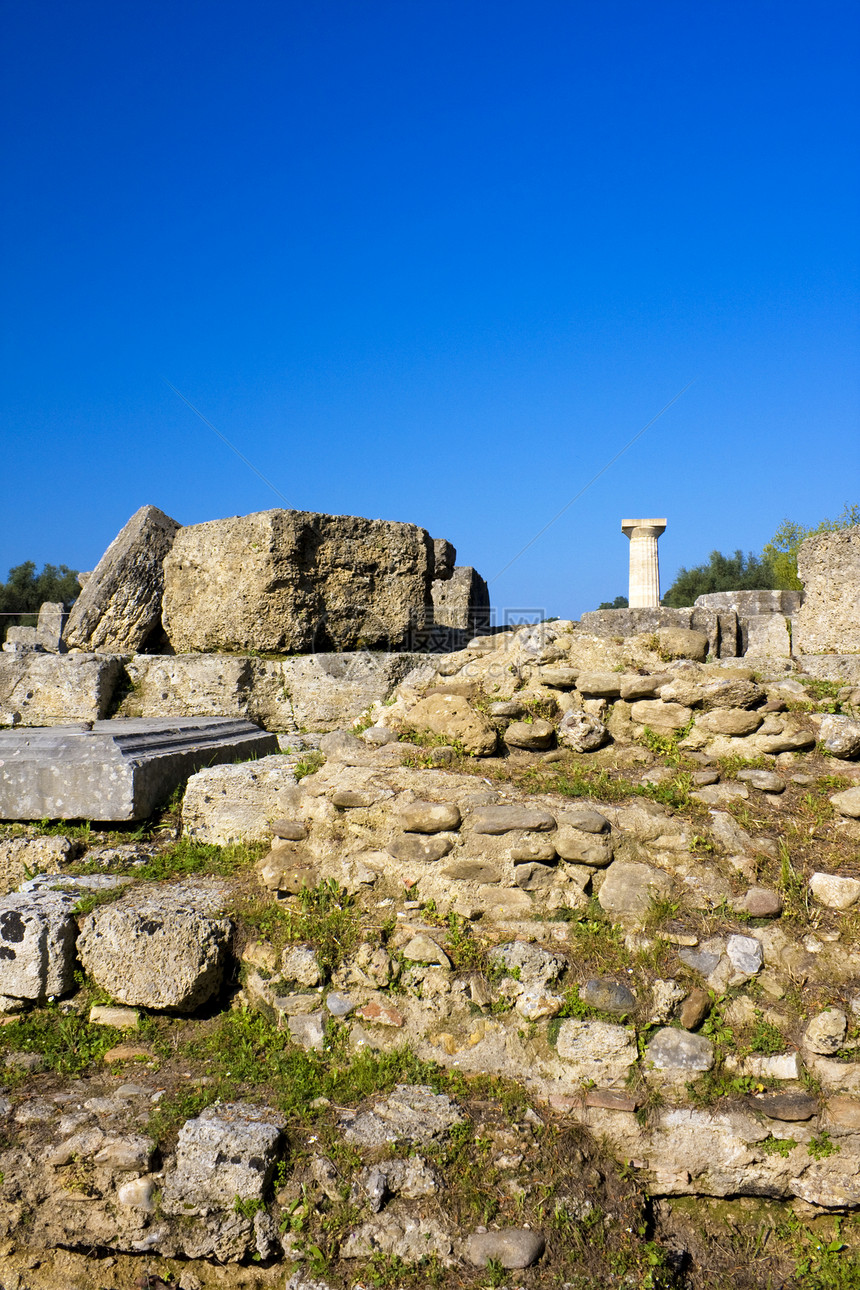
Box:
0 717 279 821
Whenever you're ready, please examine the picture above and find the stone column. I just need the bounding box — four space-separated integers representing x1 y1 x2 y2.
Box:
622 519 666 608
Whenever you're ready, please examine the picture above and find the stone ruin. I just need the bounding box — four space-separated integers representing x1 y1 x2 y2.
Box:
0 513 858 1285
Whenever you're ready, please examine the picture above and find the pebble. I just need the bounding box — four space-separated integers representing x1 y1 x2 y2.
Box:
361 726 397 746
470 806 556 834
402 934 450 967
803 1009 848 1055
387 835 453 864
679 988 711 1030
691 769 720 786
558 807 610 834
325 992 355 1017
734 887 782 918
466 1229 546 1269
830 786 860 819
89 1005 139 1029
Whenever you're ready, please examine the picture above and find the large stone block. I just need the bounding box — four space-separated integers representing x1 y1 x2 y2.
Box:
0 653 124 726
122 651 428 732
0 891 78 1004
794 528 860 654
77 880 232 1010
741 615 792 658
64 505 180 653
578 607 693 637
182 754 301 844
0 717 279 821
162 1102 285 1215
431 567 491 635
162 508 434 653
695 590 804 615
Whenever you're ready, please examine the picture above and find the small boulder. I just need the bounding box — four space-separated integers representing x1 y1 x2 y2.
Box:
695 709 763 737
405 695 497 756
557 709 608 752
469 805 556 834
810 872 860 910
0 891 78 1004
575 672 624 698
161 1102 285 1215
554 828 613 867
726 934 764 976
734 887 782 918
736 769 785 793
820 714 860 760
558 807 610 834
629 700 693 731
466 1229 545 1269
77 880 231 1011
387 834 454 864
679 988 711 1030
504 718 555 750
597 861 672 920
580 978 636 1015
402 934 450 967
280 944 322 987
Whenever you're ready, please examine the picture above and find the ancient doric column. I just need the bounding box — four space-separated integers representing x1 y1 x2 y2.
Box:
621 518 666 608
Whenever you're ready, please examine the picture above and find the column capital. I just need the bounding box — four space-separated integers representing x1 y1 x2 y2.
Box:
622 518 666 539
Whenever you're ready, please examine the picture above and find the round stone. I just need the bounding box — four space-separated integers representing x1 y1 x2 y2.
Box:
466 1229 546 1269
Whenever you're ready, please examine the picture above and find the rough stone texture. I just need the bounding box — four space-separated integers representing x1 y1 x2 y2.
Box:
123 651 425 732
554 828 613 866
0 891 78 1004
576 671 624 698
743 614 792 658
77 880 232 1010
726 934 764 976
820 715 860 760
0 717 278 822
804 1009 848 1055
645 1028 715 1072
161 1102 285 1214
655 628 708 662
737 769 785 793
466 1229 545 1268
794 527 860 655
430 566 490 635
0 836 74 896
748 1092 817 1121
630 700 693 731
64 505 180 653
340 1085 464 1148
0 653 124 727
695 590 804 616
182 755 300 844
555 1019 638 1084
810 872 860 910
597 861 672 919
830 787 860 819
581 978 636 1014
557 708 608 751
559 807 610 834
162 508 434 653
579 607 693 637
490 942 563 988
404 694 497 756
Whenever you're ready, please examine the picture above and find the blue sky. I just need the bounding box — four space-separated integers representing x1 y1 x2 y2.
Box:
2 0 857 621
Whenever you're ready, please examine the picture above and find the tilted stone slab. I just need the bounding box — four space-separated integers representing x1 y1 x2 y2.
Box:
63 504 180 653
0 653 124 726
0 717 279 821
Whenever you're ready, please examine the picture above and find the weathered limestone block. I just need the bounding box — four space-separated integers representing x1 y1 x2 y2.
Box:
0 835 74 896
695 590 804 616
0 653 124 726
0 717 278 821
0 891 78 1004
64 504 180 652
742 614 792 658
162 508 434 653
579 607 693 637
161 1102 285 1214
555 1019 638 1084
431 566 491 635
597 861 673 919
405 694 496 756
77 880 232 1010
629 700 693 731
794 528 860 654
182 754 300 845
124 651 423 731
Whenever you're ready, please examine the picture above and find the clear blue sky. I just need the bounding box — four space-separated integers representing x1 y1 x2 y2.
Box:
2 0 858 622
